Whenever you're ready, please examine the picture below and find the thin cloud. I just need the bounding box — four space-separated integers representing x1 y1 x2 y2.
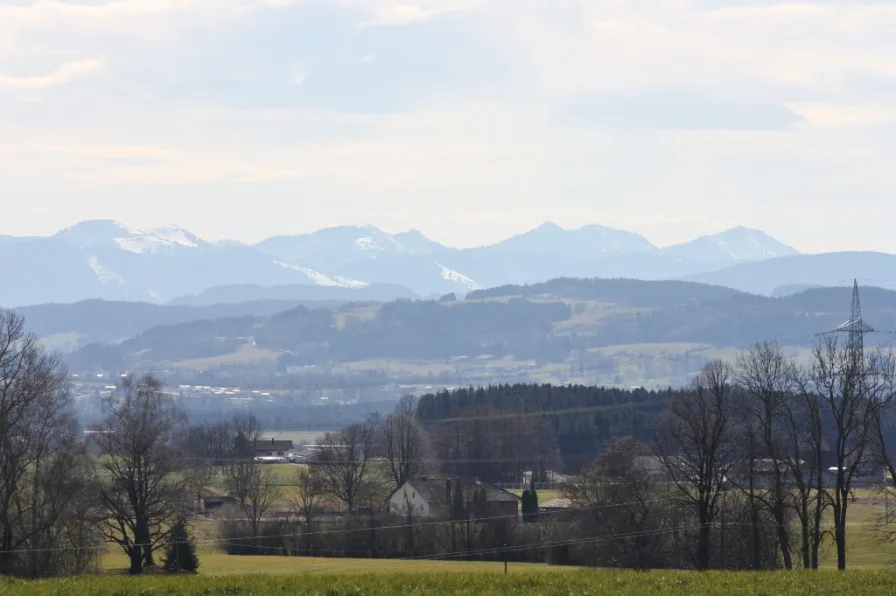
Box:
1 0 896 253
0 58 101 88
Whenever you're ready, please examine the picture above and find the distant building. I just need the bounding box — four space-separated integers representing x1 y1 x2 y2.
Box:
289 446 321 463
252 438 295 458
540 498 572 511
202 495 238 513
387 477 520 519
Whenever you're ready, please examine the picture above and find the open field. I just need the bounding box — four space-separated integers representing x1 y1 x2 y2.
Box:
553 302 653 333
100 553 569 576
588 342 712 357
8 570 896 595
332 305 380 329
691 345 815 367
260 430 335 446
343 358 458 376
173 344 281 370
507 489 563 502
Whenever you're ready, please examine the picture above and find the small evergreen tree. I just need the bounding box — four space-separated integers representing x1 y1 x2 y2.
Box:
530 480 538 523
162 520 200 573
522 478 539 523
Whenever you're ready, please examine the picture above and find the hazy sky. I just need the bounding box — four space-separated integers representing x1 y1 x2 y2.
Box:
2 0 895 251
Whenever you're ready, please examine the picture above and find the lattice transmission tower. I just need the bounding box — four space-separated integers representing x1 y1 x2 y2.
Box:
814 279 890 372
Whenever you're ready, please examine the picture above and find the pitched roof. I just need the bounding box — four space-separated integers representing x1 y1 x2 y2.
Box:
253 439 294 452
394 477 520 505
540 498 572 509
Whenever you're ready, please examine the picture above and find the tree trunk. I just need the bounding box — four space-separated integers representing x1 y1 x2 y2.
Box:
368 513 378 559
811 468 825 570
128 546 142 575
800 499 810 570
697 506 711 570
136 520 154 569
748 470 760 570
834 501 847 571
774 502 793 570
0 535 13 576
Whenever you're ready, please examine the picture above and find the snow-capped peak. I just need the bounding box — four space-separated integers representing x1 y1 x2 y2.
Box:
54 220 206 254
146 224 201 248
353 229 404 257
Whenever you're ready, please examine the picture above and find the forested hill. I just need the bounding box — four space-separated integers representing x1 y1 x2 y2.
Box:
416 384 673 475
467 277 749 307
62 279 896 371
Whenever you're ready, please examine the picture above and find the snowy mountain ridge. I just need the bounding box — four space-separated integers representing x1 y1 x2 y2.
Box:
1 220 803 306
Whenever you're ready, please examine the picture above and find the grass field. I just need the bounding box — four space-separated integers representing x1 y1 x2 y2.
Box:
260 430 334 446
100 553 569 576
507 489 563 502
173 344 281 370
8 569 896 595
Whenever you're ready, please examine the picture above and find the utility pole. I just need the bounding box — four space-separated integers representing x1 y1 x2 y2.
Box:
504 543 508 574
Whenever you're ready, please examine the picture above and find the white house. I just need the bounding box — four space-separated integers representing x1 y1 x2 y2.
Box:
388 480 436 517
387 477 520 519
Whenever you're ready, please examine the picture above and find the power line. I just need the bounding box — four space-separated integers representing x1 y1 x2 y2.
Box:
0 496 681 556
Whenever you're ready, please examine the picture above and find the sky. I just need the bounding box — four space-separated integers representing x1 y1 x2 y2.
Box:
1 0 896 252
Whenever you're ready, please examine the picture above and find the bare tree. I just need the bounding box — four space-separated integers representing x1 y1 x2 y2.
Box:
394 394 418 418
788 367 829 569
356 470 392 558
0 310 102 578
860 350 896 545
225 461 282 538
655 360 737 570
730 393 763 570
564 436 669 568
290 467 324 554
379 410 429 490
807 336 894 570
94 373 192 575
316 423 373 512
734 342 798 569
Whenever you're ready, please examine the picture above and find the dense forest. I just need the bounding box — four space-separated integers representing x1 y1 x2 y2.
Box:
467 277 747 306
416 384 672 478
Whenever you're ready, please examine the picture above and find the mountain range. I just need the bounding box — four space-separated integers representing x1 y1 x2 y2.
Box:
2 219 889 308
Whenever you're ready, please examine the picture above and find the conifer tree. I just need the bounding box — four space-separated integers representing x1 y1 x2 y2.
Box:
522 477 539 523
162 521 200 573
530 477 539 523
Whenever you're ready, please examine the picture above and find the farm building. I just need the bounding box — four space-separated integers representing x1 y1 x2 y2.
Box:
388 477 520 519
252 438 295 458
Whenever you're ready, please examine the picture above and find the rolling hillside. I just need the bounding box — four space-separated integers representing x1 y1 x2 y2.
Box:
62 279 896 372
